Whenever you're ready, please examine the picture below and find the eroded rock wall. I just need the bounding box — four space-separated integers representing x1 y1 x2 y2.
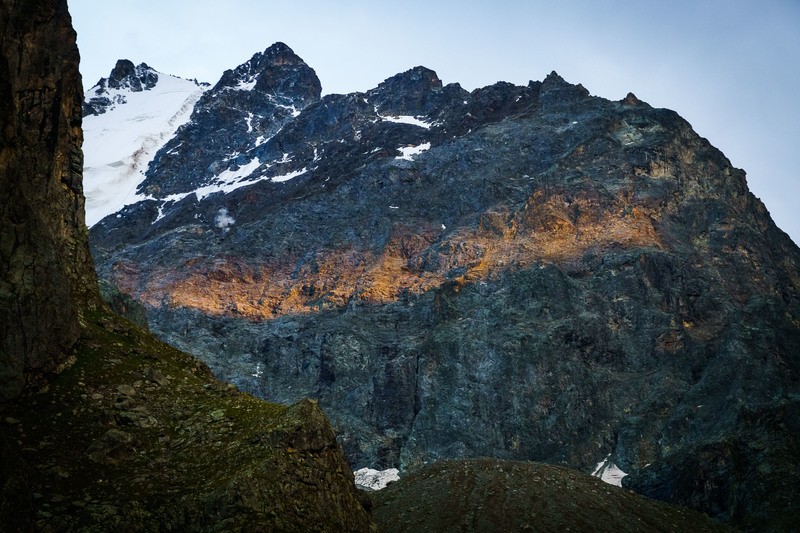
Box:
0 0 98 400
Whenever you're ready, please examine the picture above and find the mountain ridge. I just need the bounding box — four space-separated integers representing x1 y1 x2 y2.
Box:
86 42 800 530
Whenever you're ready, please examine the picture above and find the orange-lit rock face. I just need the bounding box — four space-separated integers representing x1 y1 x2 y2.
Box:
113 188 662 321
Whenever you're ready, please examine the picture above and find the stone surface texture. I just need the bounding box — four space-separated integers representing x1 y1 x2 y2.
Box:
0 0 98 400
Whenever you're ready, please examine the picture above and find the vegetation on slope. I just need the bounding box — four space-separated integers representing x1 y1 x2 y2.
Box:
371 458 731 533
0 308 374 531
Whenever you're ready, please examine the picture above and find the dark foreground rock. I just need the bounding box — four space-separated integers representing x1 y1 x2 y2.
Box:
1 310 375 531
0 0 98 401
371 458 730 533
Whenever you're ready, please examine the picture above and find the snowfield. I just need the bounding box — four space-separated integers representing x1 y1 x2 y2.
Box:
354 467 400 491
82 73 207 226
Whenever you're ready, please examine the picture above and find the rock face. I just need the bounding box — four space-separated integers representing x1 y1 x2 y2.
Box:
135 41 321 200
82 60 161 116
0 0 97 401
88 46 800 529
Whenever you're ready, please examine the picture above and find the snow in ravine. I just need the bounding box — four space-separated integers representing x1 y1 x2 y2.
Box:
353 467 400 491
82 72 207 226
214 207 235 231
592 454 628 487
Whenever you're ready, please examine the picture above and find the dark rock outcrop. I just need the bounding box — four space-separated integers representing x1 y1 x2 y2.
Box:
2 310 376 531
0 0 97 401
82 59 163 116
370 458 730 532
135 42 322 199
88 41 800 532
107 59 158 91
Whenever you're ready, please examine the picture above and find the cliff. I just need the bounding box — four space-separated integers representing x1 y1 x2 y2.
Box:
0 0 97 401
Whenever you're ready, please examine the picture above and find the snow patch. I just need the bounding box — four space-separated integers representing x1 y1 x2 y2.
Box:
592 454 628 487
381 114 433 129
271 167 308 183
192 157 264 200
395 142 431 161
354 468 400 491
234 78 257 91
215 207 235 231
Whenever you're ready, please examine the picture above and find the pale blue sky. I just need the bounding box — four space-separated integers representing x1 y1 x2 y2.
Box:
69 0 800 245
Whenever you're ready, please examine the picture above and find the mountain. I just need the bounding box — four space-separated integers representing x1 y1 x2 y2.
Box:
87 44 800 530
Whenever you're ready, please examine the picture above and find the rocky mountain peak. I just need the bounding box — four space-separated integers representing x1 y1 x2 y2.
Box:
539 69 590 108
106 59 158 91
367 66 445 116
262 40 302 64
212 41 321 103
85 38 800 530
83 60 164 116
622 92 642 106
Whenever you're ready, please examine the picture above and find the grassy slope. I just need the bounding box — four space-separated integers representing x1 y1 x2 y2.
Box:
0 308 374 531
371 458 732 533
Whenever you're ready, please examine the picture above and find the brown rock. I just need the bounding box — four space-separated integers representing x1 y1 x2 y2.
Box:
0 0 98 400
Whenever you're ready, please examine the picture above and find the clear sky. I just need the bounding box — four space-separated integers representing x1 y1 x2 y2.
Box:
68 0 800 245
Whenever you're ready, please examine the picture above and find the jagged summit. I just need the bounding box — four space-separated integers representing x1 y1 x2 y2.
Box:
82 64 209 225
622 92 642 105
367 66 446 116
83 60 158 116
82 60 206 117
372 66 443 93
211 41 321 103
536 70 590 109
107 59 158 91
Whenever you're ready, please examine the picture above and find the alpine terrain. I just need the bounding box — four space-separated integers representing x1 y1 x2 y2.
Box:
86 42 800 530
1 2 373 530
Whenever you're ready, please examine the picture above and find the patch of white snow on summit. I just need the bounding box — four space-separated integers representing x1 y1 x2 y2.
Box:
354 468 400 491
83 73 208 226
